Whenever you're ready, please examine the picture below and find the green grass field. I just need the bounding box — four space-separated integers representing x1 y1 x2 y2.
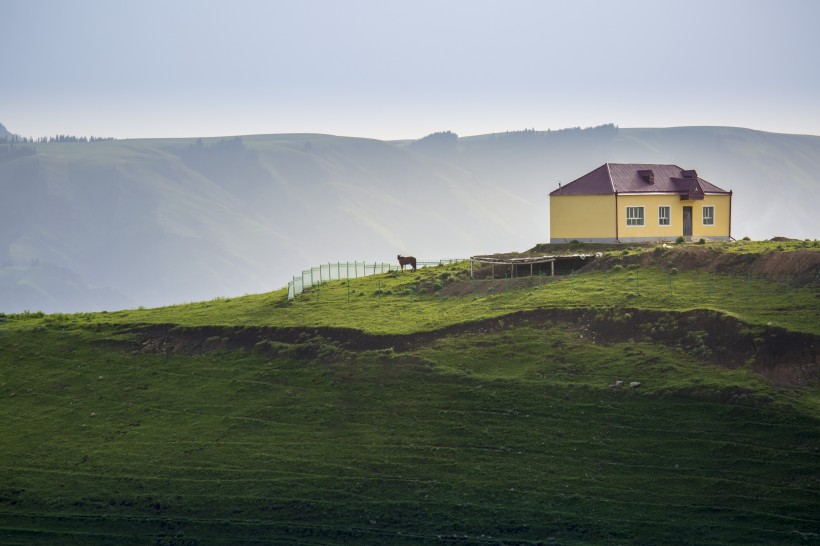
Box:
1 241 818 544
39 240 813 337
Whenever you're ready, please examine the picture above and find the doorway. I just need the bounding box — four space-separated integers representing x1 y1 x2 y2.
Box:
683 206 693 237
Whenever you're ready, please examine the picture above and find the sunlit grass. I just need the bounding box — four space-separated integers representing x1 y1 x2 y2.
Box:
10 259 808 336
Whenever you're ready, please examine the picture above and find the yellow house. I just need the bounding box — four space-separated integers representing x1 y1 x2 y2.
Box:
550 163 732 243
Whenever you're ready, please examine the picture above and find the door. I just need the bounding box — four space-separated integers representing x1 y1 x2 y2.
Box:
683 206 693 237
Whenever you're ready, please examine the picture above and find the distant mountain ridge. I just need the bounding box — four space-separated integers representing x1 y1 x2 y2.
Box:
1 124 818 313
0 122 17 139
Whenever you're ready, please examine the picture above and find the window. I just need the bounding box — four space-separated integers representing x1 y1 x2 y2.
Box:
626 206 644 226
658 206 671 226
702 206 715 226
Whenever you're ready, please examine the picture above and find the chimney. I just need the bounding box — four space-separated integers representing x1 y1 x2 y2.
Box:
681 169 698 179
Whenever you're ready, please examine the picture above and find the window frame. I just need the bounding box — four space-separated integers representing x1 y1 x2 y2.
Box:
658 205 671 226
702 205 715 226
625 206 645 227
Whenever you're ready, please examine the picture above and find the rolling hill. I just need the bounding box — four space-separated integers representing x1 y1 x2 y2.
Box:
1 124 819 313
0 240 818 544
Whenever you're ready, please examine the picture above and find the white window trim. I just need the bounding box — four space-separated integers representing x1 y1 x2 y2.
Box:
658 205 672 226
702 205 715 226
625 206 645 227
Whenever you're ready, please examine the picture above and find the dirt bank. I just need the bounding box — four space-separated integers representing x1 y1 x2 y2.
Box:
128 307 817 388
585 246 820 287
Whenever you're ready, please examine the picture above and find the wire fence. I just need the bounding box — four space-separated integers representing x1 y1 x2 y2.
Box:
287 259 466 300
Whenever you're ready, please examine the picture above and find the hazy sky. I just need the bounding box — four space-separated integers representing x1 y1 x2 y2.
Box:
3 0 819 140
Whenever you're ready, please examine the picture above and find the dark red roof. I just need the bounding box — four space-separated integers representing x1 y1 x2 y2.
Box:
550 163 730 196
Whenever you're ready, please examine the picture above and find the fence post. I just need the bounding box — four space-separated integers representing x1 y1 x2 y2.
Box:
347 278 350 303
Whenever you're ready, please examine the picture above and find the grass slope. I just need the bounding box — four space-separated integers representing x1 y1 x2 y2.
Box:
72 241 819 336
0 242 818 544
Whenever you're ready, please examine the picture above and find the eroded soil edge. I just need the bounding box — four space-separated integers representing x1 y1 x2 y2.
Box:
127 307 817 388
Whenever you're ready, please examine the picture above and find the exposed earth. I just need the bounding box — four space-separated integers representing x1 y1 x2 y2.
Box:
133 306 817 389
133 241 819 392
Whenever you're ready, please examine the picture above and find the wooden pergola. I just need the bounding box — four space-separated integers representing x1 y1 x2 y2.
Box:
469 253 598 278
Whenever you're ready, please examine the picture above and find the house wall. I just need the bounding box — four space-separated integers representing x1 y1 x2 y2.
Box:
618 194 678 241
691 194 731 240
550 193 731 243
550 194 616 242
618 193 731 242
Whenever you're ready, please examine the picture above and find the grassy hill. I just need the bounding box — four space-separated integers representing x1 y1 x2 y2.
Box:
1 241 818 544
2 125 820 313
